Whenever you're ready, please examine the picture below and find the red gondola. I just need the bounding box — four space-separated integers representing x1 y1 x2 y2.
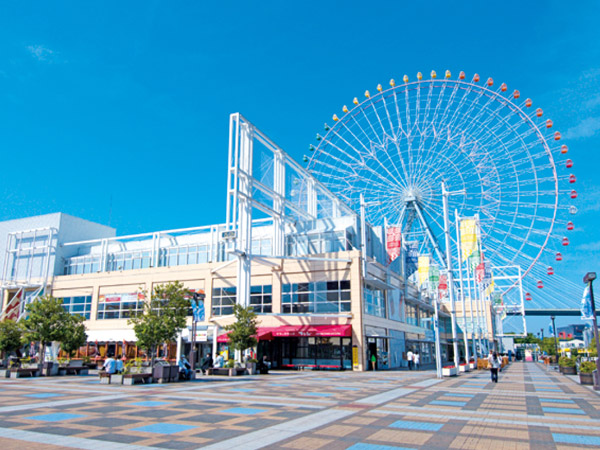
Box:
556 252 563 261
569 174 576 183
537 280 544 288
566 159 573 168
567 221 574 230
561 145 568 154
570 190 577 199
562 237 569 246
547 267 554 275
525 292 532 301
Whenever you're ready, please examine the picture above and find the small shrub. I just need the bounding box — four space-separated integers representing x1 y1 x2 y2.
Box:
580 361 596 374
558 356 576 367
225 359 235 368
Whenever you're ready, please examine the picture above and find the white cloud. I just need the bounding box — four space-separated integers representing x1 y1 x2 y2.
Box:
563 117 600 139
584 94 600 109
26 45 55 62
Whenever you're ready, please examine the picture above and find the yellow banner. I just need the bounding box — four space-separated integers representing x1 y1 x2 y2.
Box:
460 219 477 260
418 256 430 286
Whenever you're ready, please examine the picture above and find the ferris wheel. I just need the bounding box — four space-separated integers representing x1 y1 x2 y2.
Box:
306 70 577 308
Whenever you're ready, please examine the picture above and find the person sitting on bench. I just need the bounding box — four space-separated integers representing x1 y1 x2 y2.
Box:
178 355 192 380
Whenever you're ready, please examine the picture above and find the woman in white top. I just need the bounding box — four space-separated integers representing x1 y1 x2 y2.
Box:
488 351 500 383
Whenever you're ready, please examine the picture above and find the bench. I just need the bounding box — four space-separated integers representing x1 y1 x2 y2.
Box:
99 372 112 384
64 366 89 376
123 373 152 385
208 367 246 376
10 368 39 378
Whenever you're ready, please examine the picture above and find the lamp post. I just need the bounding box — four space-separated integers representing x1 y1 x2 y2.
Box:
540 328 544 340
550 315 558 364
583 272 600 390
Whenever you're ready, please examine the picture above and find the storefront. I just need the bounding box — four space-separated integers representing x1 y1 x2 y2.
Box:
219 324 353 370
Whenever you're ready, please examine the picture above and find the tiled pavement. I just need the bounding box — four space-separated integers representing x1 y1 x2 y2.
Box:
0 362 599 449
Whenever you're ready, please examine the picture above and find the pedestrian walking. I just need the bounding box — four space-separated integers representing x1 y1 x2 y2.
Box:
488 350 500 383
370 353 377 371
414 352 420 370
406 349 414 370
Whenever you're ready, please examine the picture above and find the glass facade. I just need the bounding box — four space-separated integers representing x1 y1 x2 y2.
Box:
60 296 92 319
280 336 352 369
364 287 386 318
406 303 418 326
97 293 144 320
282 280 351 313
286 231 351 256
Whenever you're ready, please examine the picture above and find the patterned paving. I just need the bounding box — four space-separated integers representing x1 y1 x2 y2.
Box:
0 362 599 449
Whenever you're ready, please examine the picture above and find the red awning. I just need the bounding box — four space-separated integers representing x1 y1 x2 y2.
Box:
217 328 274 343
270 324 352 338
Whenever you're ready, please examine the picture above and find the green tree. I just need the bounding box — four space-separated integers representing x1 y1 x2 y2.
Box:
61 314 87 359
539 337 559 356
0 319 23 362
223 304 258 359
21 295 72 363
514 333 541 345
128 281 190 365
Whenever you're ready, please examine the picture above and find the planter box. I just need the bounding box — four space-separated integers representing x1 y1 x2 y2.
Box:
442 367 458 377
561 366 577 375
111 374 124 385
459 364 470 373
580 372 594 385
469 362 476 370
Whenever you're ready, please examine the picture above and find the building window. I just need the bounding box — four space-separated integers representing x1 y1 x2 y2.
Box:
251 238 272 256
282 280 351 314
406 303 418 326
286 231 351 257
364 287 386 318
59 296 92 320
212 287 236 316
64 255 101 275
107 250 152 271
160 244 210 267
250 285 272 313
97 293 145 320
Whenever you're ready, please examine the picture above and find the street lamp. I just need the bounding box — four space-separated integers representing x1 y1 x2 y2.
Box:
540 328 544 340
550 315 558 364
583 272 600 391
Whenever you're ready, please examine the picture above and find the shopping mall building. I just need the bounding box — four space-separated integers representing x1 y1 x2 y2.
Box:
0 115 494 371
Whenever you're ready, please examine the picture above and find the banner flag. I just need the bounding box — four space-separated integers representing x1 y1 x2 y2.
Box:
475 262 485 284
386 226 402 264
406 243 419 277
438 273 448 300
460 219 478 260
581 285 594 321
548 321 555 337
418 256 430 286
429 265 440 284
468 248 481 273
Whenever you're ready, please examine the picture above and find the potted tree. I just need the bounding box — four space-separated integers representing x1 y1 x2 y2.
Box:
21 296 73 376
558 356 577 375
579 361 596 385
223 304 258 375
0 320 23 378
60 314 87 374
128 282 190 381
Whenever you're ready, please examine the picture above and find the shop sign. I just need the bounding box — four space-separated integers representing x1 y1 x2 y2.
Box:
352 346 359 370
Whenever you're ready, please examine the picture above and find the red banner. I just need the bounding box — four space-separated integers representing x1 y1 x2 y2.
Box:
386 227 402 264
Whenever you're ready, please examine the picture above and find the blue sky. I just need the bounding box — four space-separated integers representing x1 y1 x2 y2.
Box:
1 1 599 332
